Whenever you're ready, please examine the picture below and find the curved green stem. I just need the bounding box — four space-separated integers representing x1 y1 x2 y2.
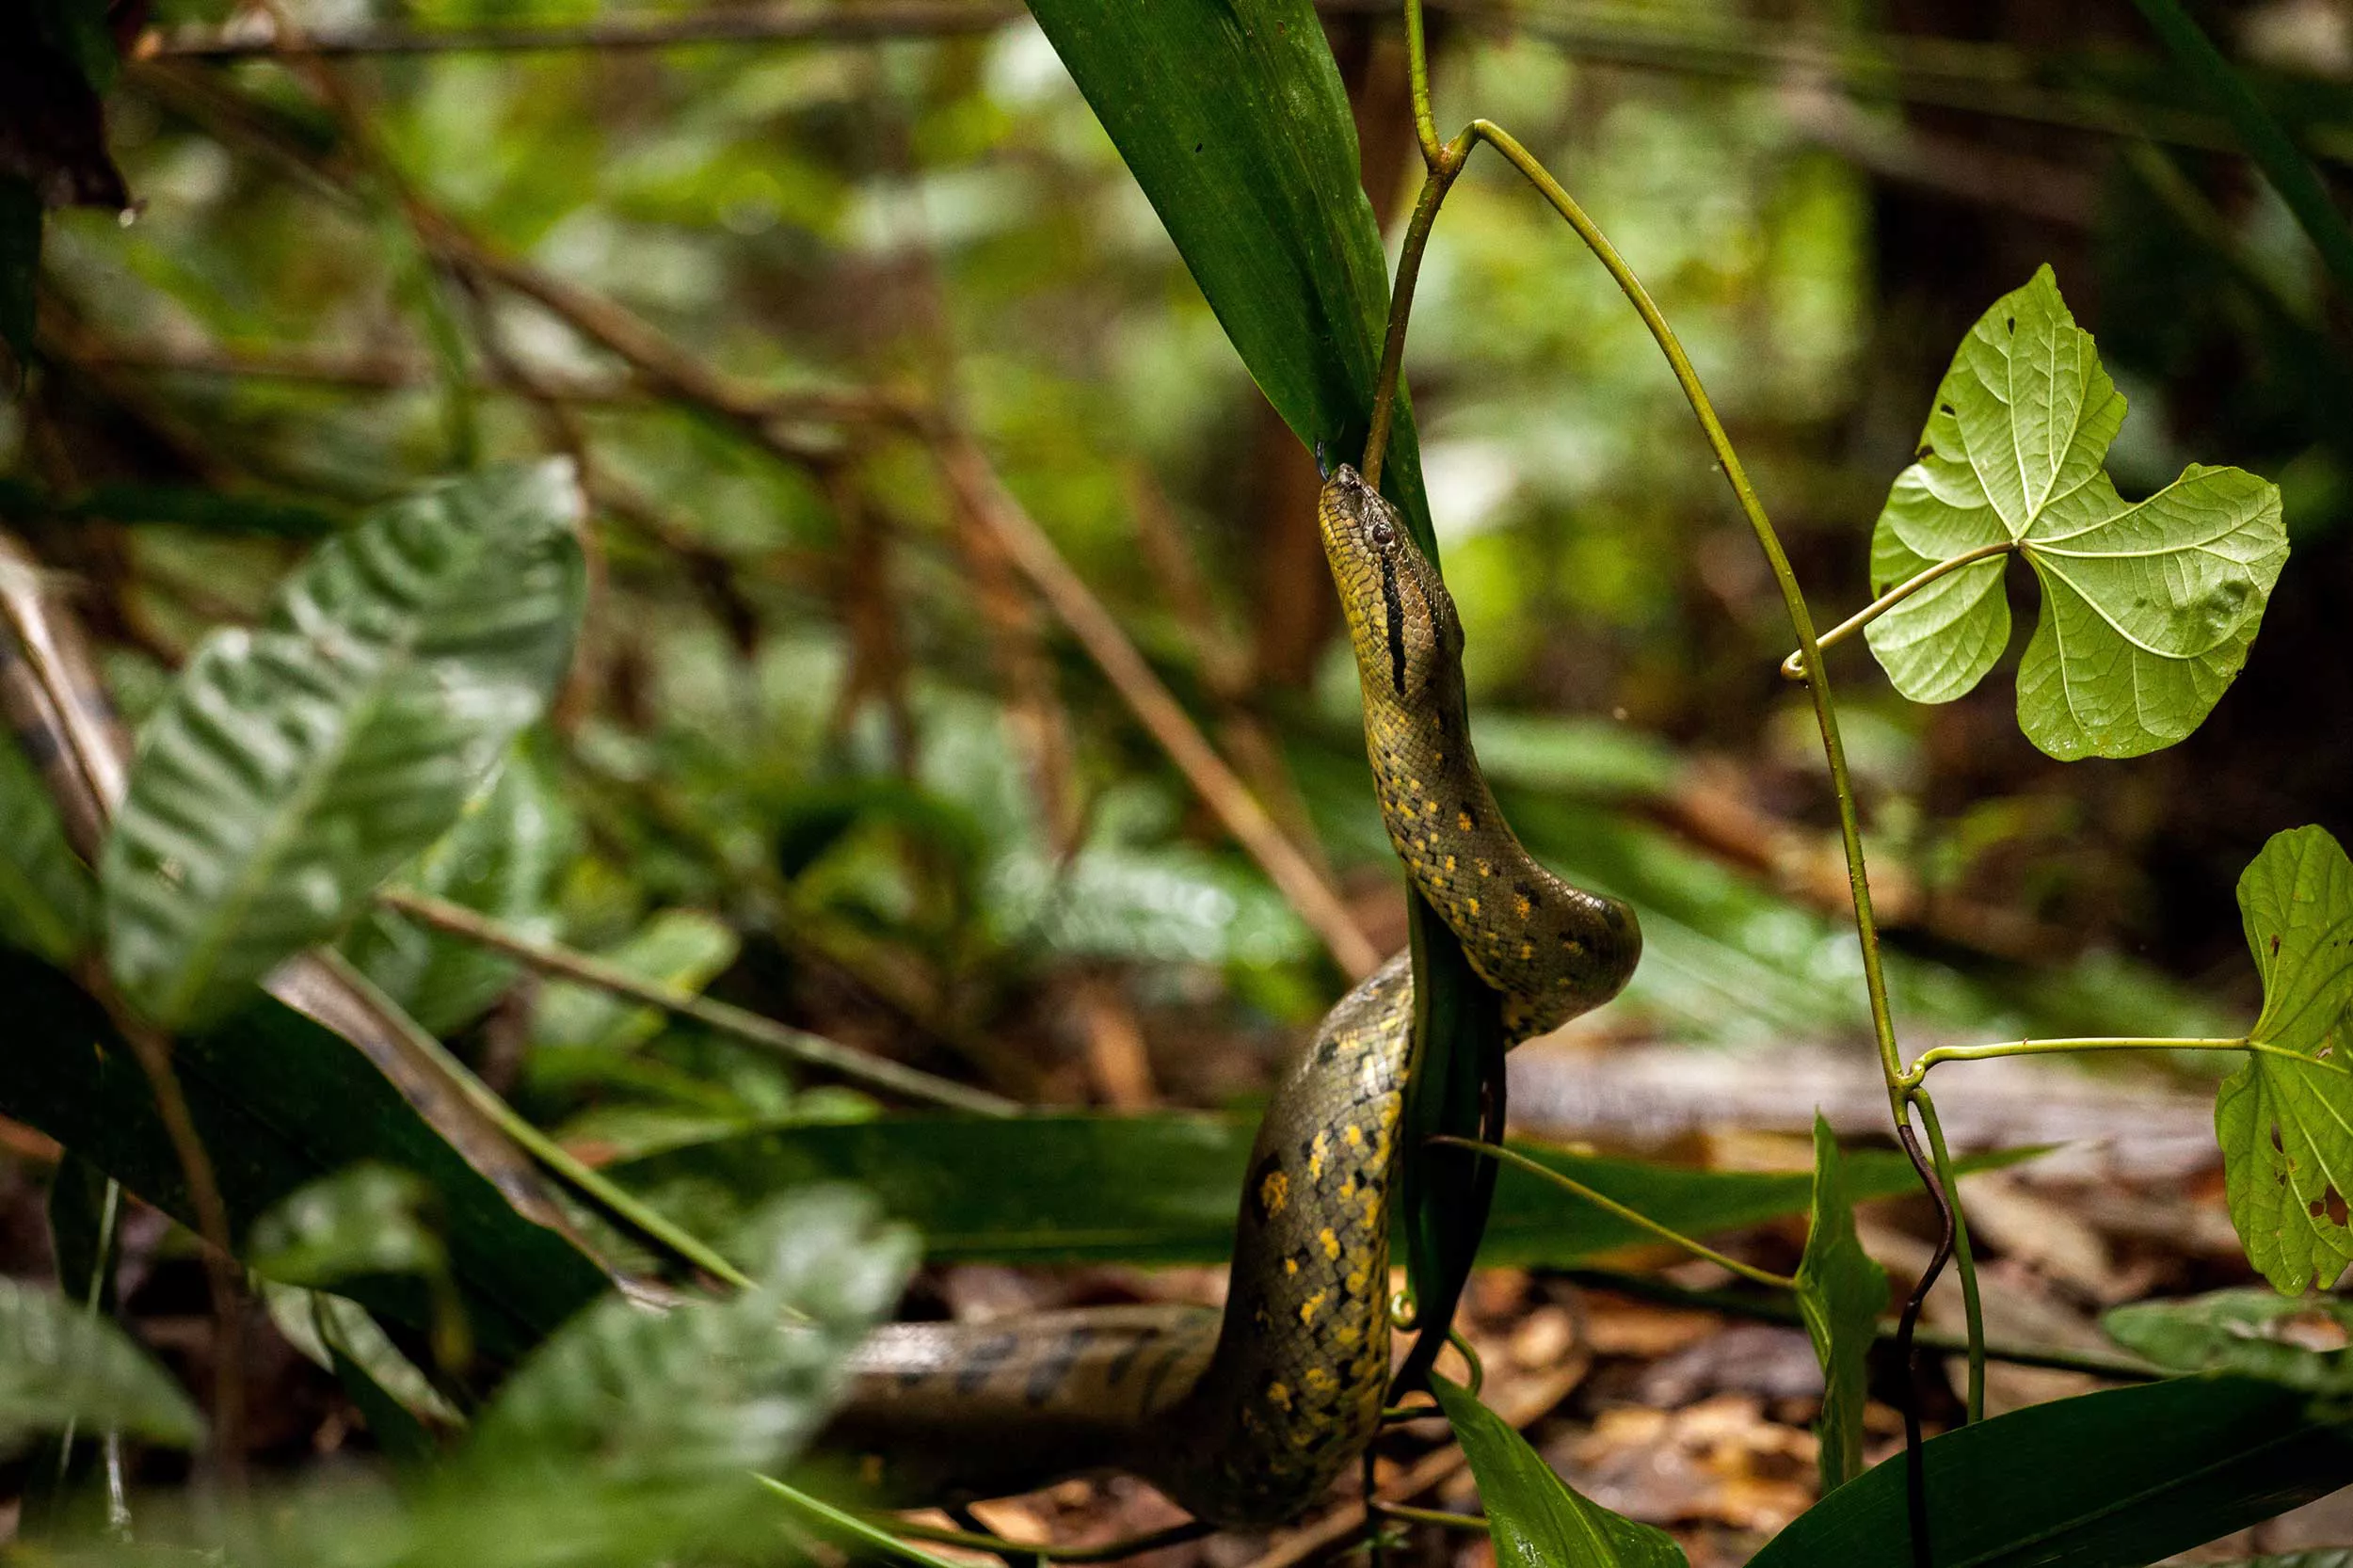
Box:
1449 118 1904 1107
1361 148 1464 491
1430 1136 1796 1289
1911 1090 1982 1424
1899 1034 2251 1089
1780 538 2017 680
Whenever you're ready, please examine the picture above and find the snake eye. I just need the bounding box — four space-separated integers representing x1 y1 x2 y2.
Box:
1368 519 1396 549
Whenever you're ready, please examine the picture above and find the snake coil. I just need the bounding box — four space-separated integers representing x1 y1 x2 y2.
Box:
823 467 1639 1525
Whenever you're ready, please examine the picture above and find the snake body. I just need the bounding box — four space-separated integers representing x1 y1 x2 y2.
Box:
827 466 1641 1526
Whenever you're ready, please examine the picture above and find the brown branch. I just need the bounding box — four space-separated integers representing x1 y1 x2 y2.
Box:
933 433 1385 982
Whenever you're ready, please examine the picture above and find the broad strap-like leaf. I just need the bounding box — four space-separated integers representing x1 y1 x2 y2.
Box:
2216 826 2353 1293
0 1274 203 1449
0 730 92 966
1865 265 2284 760
341 743 572 1035
471 1186 916 1482
1430 1373 1687 1568
1795 1115 1887 1492
101 460 585 1031
1747 1375 2353 1567
2105 1288 2353 1393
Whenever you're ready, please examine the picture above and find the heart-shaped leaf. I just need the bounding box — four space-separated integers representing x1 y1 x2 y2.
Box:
1865 264 2284 760
2215 826 2353 1293
101 460 585 1031
1795 1115 1887 1492
1430 1372 1686 1568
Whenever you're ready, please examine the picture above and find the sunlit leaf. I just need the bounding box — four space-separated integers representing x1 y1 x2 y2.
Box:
2215 826 2353 1293
1795 1114 1887 1492
1865 265 2284 760
260 1281 461 1456
0 731 93 966
0 1275 202 1450
2105 1288 2353 1393
343 744 572 1034
1431 1372 1687 1568
1746 1375 2353 1567
101 460 586 1031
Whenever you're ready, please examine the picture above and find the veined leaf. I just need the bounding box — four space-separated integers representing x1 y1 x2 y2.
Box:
2216 826 2353 1293
101 460 585 1031
1747 1375 2353 1567
252 1162 467 1370
342 744 572 1034
0 1274 202 1450
1795 1114 1887 1492
2105 1288 2353 1393
0 731 93 966
1431 1373 1686 1568
1865 265 2284 760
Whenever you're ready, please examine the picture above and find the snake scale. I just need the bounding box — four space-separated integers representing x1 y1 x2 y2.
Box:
824 466 1641 1526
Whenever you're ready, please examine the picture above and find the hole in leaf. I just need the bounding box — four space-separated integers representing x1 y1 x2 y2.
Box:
2272 1121 2287 1153
1939 403 1955 415
1914 444 1932 460
2006 316 2015 332
2328 1186 2347 1227
2273 934 2283 956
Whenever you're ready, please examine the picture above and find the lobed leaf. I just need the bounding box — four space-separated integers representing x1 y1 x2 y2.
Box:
101 460 585 1031
0 1274 202 1451
1431 1373 1687 1568
1794 1114 1887 1492
2215 826 2353 1293
1865 265 2284 760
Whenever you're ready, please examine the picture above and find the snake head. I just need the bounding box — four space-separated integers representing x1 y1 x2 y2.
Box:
1316 465 1459 704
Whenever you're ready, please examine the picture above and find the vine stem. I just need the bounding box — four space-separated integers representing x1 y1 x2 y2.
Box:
1428 1137 1796 1289
1899 1033 2252 1087
1780 538 2017 680
1911 1091 1983 1424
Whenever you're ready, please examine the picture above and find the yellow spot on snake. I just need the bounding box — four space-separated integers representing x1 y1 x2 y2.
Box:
1309 1130 1330 1178
1458 810 1474 831
1344 1124 1363 1148
1520 940 1535 961
1320 1227 1341 1259
1513 894 1532 920
1285 1257 1299 1275
1466 897 1481 917
1444 855 1457 872
1300 1290 1327 1326
1336 1324 1362 1347
1260 1170 1289 1216
1304 1368 1336 1391
1267 1381 1293 1411
1477 859 1494 877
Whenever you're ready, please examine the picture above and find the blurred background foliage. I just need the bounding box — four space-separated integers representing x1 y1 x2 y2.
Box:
15 0 2353 1162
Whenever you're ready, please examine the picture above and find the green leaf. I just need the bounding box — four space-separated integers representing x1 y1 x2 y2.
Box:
1794 1114 1887 1493
470 1187 915 1482
2215 825 2353 1293
342 746 573 1034
259 1281 461 1454
2210 1556 2353 1568
0 729 94 965
529 907 740 1056
1747 1376 2353 1568
1865 264 2285 760
611 1113 2027 1267
2105 1288 2353 1393
252 1162 450 1289
1021 0 1432 547
1430 1373 1687 1568
101 461 586 1032
0 1274 202 1450
0 947 612 1370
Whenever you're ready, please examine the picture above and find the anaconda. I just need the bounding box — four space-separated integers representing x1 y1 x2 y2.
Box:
822 466 1641 1527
